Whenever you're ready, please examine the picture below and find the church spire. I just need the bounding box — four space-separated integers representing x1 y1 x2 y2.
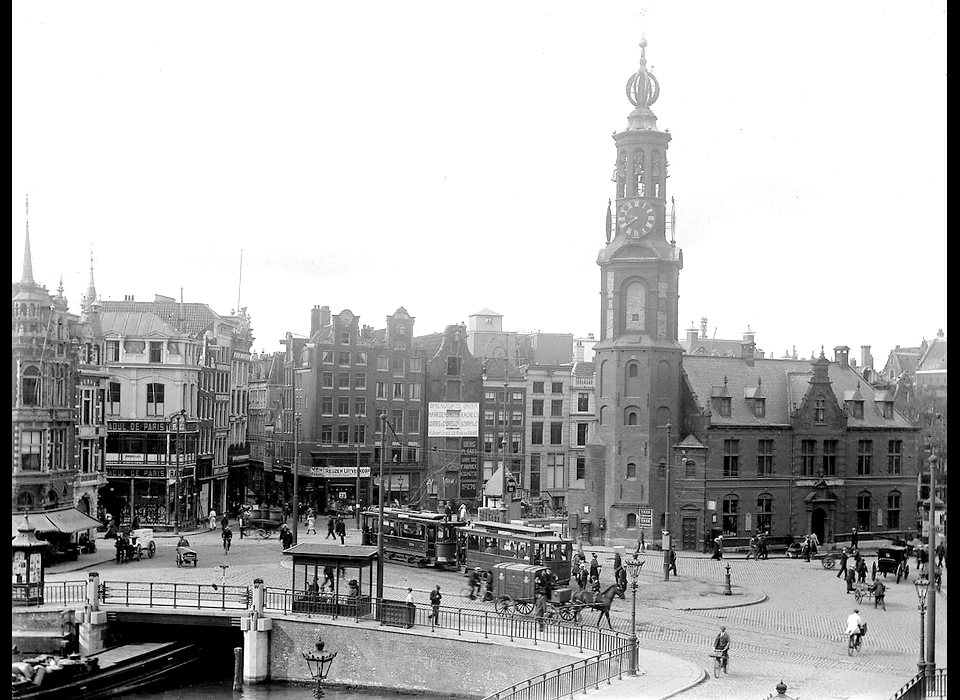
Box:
21 194 34 285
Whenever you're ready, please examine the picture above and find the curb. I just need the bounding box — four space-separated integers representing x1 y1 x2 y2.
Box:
677 592 768 611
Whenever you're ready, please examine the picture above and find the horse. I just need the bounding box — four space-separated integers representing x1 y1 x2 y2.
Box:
571 584 622 628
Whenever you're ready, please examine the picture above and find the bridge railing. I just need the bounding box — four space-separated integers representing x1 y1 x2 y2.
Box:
100 581 251 610
481 645 631 700
888 668 948 700
262 586 629 655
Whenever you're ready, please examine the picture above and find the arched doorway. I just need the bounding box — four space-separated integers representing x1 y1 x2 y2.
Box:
77 495 91 515
812 508 827 545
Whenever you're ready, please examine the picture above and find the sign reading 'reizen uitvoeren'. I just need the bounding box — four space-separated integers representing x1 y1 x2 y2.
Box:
428 402 479 437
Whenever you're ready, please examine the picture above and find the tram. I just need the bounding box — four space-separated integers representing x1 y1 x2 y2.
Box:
457 520 574 584
360 508 460 568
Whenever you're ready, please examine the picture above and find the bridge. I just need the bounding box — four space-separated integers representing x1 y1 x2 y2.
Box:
25 575 634 700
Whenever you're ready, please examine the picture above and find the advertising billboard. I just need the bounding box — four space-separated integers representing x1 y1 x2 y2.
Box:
428 402 479 437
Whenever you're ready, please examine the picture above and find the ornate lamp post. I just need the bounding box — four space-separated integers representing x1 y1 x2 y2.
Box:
375 412 387 601
302 635 337 699
169 409 187 535
914 573 929 680
663 422 672 581
625 553 645 675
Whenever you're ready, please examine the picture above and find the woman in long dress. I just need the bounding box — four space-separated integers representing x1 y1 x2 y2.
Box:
208 509 217 531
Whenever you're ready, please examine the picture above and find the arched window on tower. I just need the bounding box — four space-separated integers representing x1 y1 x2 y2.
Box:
628 364 638 378
652 149 662 198
626 410 638 425
633 149 645 196
617 150 627 199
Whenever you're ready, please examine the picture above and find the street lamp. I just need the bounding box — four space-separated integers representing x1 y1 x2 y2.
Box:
663 422 672 582
169 409 187 535
914 573 929 678
625 554 645 675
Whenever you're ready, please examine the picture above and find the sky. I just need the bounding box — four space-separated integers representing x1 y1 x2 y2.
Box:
12 1 946 366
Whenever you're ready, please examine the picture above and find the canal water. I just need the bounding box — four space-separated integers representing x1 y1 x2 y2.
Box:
126 679 417 700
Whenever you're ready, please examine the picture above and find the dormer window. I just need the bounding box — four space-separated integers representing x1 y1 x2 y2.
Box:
814 398 826 424
849 401 864 419
716 397 731 417
880 402 893 419
753 398 766 418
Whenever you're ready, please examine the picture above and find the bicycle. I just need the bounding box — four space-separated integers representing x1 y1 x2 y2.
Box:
710 648 728 677
256 528 273 540
847 632 862 656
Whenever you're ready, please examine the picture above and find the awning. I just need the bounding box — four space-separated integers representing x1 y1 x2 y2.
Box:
11 508 101 537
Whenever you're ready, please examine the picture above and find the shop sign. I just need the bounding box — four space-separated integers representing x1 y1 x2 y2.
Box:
428 402 479 437
213 465 229 477
638 507 653 527
107 420 170 432
106 467 167 478
460 480 477 499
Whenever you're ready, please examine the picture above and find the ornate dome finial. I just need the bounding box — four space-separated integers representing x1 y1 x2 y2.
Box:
624 35 661 130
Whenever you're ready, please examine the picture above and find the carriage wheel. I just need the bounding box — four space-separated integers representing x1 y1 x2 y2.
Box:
854 588 863 604
515 600 534 615
495 596 513 615
558 605 577 622
148 542 156 559
822 555 835 570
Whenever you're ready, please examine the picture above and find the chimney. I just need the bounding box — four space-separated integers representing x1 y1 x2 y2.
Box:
937 329 944 339
700 316 708 340
860 345 873 370
686 326 699 348
574 340 585 363
833 345 850 368
310 305 321 336
320 305 331 328
741 341 756 367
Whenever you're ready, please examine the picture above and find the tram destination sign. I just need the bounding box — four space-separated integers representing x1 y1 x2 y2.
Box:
428 402 479 437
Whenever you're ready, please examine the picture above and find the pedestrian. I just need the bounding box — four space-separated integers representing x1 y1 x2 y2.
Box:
208 509 217 531
837 547 849 578
221 514 229 531
222 525 233 554
533 592 547 631
443 501 452 522
712 535 723 560
803 535 811 562
856 557 868 584
850 526 859 550
668 546 678 576
428 585 442 622
131 515 140 530
846 565 856 594
321 565 335 592
613 552 626 597
636 529 646 554
809 532 820 557
405 587 415 627
589 553 601 583
713 626 731 674
335 516 346 545
936 540 946 568
746 535 758 560
873 578 886 611
306 514 316 535
326 515 336 540
458 502 468 522
282 502 290 524
758 532 769 560
238 512 245 539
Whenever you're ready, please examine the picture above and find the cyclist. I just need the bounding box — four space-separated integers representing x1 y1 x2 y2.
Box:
713 625 731 673
845 608 864 648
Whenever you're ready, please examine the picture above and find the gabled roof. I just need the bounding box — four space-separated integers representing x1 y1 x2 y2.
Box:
470 308 501 317
682 356 914 428
101 300 230 337
571 361 595 376
101 310 185 338
917 335 947 373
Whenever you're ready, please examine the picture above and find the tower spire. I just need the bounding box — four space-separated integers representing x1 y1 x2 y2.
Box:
21 194 34 285
624 30 661 131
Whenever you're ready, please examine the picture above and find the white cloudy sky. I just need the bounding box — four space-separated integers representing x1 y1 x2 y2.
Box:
13 1 946 365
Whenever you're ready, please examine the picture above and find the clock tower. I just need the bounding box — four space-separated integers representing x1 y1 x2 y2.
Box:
587 36 683 547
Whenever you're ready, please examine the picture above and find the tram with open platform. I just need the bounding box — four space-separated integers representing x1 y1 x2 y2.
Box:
360 508 460 568
457 520 574 584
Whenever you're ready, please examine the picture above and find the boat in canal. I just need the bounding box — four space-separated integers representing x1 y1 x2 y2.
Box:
12 641 200 700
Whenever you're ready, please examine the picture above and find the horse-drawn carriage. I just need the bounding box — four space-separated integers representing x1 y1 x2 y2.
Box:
490 563 579 621
874 546 910 583
114 528 156 563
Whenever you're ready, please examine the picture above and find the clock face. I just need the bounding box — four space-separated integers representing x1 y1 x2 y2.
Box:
617 199 656 238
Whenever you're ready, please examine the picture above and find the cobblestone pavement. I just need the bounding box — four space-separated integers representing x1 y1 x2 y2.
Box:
48 528 947 700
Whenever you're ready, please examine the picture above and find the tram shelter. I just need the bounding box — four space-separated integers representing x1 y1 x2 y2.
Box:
282 543 379 618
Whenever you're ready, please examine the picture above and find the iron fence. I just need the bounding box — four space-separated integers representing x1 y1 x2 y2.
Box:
481 646 632 700
888 668 947 700
100 581 251 610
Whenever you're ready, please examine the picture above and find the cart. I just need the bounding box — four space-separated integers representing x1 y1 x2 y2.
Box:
175 536 198 567
490 562 577 621
114 528 155 563
785 537 835 568
247 518 283 539
874 546 910 583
